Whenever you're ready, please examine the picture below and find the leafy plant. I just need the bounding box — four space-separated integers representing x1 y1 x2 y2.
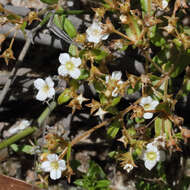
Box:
74 161 110 190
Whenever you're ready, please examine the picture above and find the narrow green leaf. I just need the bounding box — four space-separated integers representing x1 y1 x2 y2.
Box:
87 161 106 179
95 180 110 188
53 13 65 30
21 145 33 155
67 143 71 162
10 144 19 152
40 0 58 5
78 69 89 80
164 119 172 139
69 44 78 57
63 18 77 38
186 79 190 91
20 21 27 33
155 117 162 137
91 49 108 61
74 179 85 186
125 15 141 42
111 97 121 106
107 121 121 138
140 0 152 15
57 89 72 105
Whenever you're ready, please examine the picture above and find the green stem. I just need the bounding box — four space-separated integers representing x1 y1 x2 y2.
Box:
37 101 57 127
0 100 57 150
0 127 37 150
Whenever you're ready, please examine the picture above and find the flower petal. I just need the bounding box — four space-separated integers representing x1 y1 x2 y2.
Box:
87 35 101 44
47 154 58 161
36 90 48 101
69 68 81 79
112 71 122 80
101 33 109 40
86 22 103 43
45 77 54 88
59 53 70 65
47 88 55 98
71 57 81 67
50 169 62 180
140 96 153 106
58 65 68 77
143 112 153 119
41 161 51 172
58 160 66 171
145 160 157 170
146 143 158 150
151 100 159 109
34 79 45 90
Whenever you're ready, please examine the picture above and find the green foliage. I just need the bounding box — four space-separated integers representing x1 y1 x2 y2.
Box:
40 0 58 5
10 144 36 155
91 49 108 62
63 18 77 38
107 120 121 138
53 11 77 38
74 161 110 190
57 89 72 105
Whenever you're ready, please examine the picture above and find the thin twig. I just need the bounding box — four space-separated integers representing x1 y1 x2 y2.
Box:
59 119 112 159
0 24 43 106
0 37 31 105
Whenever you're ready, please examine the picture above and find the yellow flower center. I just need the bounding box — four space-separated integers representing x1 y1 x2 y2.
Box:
50 161 59 170
147 151 157 161
65 61 74 71
144 103 151 110
43 84 50 93
92 29 100 36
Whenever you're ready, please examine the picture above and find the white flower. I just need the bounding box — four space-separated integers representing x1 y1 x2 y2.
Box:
141 144 165 170
41 154 66 180
105 71 122 83
8 120 30 135
139 96 159 119
94 108 107 120
123 163 133 173
58 53 81 79
162 0 168 9
105 71 123 97
34 77 55 101
86 20 109 44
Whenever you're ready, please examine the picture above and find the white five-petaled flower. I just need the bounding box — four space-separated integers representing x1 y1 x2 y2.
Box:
86 20 109 44
105 71 123 97
139 96 159 119
34 77 55 101
41 154 66 180
123 163 133 173
58 53 82 79
141 143 165 171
